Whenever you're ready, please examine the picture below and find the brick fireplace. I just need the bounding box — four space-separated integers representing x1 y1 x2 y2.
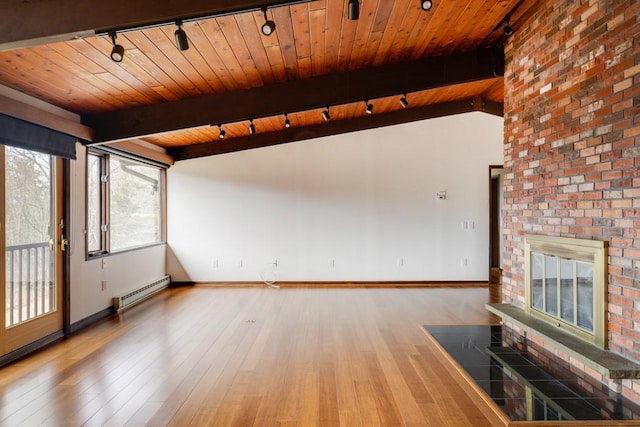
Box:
501 0 640 403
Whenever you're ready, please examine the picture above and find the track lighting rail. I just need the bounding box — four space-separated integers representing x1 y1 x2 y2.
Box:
1 0 319 51
172 97 503 160
95 0 314 38
100 0 314 61
83 46 504 143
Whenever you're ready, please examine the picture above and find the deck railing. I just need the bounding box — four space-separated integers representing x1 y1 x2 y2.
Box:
5 241 54 327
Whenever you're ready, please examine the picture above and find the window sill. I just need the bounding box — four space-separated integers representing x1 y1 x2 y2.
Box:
86 241 165 261
486 303 640 380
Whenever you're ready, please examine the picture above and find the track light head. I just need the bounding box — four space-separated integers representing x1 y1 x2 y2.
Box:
218 125 226 139
421 1 433 11
322 107 331 121
284 113 291 128
109 32 124 62
348 0 360 20
503 23 514 36
399 95 409 108
249 119 256 135
503 14 514 37
261 20 276 36
365 101 373 114
175 21 189 51
111 44 125 63
261 8 276 36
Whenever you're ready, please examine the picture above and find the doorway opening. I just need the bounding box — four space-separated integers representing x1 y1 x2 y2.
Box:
489 165 504 287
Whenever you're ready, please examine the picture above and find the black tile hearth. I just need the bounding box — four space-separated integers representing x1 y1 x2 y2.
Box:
424 325 640 422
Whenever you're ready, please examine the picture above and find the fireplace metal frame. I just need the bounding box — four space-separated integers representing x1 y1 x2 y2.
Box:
524 234 608 349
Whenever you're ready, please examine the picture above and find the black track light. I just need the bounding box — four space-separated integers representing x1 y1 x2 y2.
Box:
261 8 276 36
284 113 291 128
348 0 360 20
365 100 373 114
249 119 256 134
218 125 226 139
322 107 331 121
175 21 189 51
421 1 433 11
503 22 514 37
399 94 409 108
109 32 124 62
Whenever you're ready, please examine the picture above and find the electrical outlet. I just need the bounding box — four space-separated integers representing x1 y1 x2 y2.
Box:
238 259 243 268
461 258 468 267
397 258 404 267
328 259 335 268
271 259 278 267
213 259 219 268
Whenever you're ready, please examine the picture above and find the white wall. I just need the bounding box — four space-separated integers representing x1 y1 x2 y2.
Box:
167 112 503 283
68 144 166 323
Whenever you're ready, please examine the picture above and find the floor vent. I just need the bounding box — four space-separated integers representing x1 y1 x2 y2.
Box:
113 275 170 312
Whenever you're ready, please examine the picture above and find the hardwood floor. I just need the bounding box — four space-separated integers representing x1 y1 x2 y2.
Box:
0 286 507 426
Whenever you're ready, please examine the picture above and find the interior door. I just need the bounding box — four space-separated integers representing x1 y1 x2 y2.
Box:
0 145 64 356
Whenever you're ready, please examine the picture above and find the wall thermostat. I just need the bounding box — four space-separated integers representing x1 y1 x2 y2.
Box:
436 191 447 200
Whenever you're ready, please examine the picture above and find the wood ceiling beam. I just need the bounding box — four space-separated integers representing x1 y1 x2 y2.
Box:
83 46 504 144
169 98 500 160
472 96 504 117
0 0 313 51
0 94 94 141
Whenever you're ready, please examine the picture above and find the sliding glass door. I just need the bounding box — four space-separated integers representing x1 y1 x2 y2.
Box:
0 146 64 356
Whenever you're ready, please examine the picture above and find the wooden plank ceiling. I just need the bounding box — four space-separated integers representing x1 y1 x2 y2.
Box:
0 0 539 159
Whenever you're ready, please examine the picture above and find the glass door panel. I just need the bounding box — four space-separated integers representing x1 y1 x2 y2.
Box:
1 146 63 356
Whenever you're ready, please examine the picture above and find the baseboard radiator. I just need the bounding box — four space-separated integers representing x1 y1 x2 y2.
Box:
113 275 171 312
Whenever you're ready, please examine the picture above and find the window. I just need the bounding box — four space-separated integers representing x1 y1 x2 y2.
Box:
524 235 607 348
87 153 104 253
87 150 164 257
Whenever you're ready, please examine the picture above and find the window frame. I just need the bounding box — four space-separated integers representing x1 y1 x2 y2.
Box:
86 148 166 259
86 151 108 256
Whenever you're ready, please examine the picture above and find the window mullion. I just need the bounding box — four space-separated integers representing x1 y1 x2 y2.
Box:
542 255 546 313
556 257 561 322
573 261 578 326
102 155 110 253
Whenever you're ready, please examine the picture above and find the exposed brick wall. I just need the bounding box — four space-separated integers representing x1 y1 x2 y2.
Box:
502 0 640 398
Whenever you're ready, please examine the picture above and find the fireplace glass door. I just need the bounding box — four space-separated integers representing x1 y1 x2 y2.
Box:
530 253 594 334
525 234 606 347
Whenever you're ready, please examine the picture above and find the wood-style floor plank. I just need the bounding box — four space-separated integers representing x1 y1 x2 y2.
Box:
0 286 509 426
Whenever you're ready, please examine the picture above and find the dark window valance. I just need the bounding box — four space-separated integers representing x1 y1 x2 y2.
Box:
0 113 76 160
